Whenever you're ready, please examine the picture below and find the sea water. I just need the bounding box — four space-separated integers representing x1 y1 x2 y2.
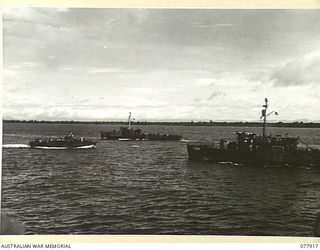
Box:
2 122 320 235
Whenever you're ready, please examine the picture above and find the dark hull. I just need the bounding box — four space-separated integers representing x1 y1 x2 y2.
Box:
187 144 320 167
146 134 182 141
101 132 146 140
29 140 97 149
101 131 182 141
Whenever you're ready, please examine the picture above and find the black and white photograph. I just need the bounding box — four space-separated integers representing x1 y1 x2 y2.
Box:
2 7 320 236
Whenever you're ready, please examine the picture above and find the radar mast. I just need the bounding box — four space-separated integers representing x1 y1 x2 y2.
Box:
262 98 268 137
128 112 132 130
261 98 278 137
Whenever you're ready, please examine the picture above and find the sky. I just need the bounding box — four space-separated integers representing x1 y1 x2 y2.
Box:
3 8 320 122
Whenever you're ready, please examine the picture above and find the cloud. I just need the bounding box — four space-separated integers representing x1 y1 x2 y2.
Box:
194 23 235 28
195 78 216 86
207 91 225 100
77 99 90 104
270 51 320 86
3 8 320 122
87 67 124 74
4 62 41 75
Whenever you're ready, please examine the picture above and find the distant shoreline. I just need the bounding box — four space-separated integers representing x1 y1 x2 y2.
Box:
3 120 320 128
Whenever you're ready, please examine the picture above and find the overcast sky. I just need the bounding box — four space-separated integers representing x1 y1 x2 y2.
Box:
3 8 320 122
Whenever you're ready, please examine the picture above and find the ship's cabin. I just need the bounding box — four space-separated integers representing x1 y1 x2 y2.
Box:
120 127 143 136
222 132 299 153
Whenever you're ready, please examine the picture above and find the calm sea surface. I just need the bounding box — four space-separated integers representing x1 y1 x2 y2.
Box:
2 122 320 235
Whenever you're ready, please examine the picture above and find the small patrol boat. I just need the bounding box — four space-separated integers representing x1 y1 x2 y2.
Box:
187 98 320 167
29 133 97 149
101 112 182 141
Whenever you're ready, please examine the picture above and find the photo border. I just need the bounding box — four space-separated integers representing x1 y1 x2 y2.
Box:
1 0 320 245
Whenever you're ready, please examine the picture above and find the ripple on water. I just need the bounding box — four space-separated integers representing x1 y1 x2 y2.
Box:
2 123 320 235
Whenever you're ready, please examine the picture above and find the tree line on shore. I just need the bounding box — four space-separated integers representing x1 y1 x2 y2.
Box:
3 119 320 128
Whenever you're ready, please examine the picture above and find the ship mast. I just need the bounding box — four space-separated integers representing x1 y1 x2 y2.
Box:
261 98 278 138
262 98 268 137
128 112 132 130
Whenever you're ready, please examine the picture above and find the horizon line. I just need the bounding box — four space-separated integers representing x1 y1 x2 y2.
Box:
3 119 320 124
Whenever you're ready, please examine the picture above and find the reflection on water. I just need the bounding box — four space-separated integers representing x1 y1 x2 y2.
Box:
2 123 320 235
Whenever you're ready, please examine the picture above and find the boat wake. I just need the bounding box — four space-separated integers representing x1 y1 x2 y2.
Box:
219 161 242 166
2 144 30 149
75 145 96 149
180 139 190 142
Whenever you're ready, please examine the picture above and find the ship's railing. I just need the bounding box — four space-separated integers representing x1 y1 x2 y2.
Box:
298 143 320 151
187 140 220 148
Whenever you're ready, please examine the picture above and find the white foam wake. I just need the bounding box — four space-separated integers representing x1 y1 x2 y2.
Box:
75 145 96 149
219 161 242 166
2 144 30 149
180 139 190 142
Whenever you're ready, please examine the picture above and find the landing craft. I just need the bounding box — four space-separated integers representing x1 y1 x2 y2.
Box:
101 112 182 141
187 98 320 167
29 132 97 149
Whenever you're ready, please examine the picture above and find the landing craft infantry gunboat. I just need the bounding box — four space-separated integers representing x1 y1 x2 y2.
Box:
101 112 182 141
29 133 97 149
187 98 320 167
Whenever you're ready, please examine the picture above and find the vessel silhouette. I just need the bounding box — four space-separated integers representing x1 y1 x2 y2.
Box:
29 133 97 149
187 98 320 167
101 112 182 141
